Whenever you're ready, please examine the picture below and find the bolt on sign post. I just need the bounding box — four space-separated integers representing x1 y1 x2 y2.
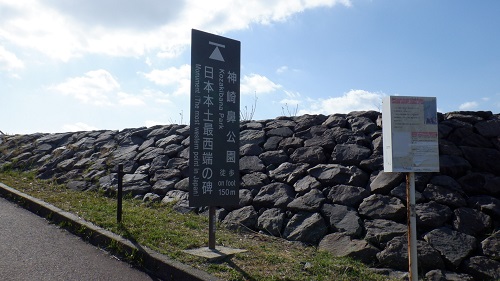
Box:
189 29 240 251
382 96 439 281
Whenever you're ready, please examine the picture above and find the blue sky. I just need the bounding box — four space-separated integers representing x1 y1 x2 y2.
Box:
1 0 499 134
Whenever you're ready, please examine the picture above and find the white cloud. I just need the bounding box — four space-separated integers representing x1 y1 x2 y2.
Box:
185 0 352 29
44 0 184 30
62 122 98 132
51 69 151 106
0 45 24 71
241 73 282 95
141 89 173 104
459 101 479 110
299 89 385 115
49 69 120 106
142 64 190 96
0 0 351 61
0 1 85 61
117 92 146 106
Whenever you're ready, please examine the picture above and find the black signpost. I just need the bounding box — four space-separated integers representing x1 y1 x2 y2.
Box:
188 29 242 257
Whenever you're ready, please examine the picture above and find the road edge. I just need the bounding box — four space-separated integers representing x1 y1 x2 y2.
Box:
0 182 221 281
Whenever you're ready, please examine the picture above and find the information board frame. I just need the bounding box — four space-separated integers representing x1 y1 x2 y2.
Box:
382 96 440 173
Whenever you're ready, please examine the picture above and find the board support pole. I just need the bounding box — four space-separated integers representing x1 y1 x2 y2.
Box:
209 206 216 250
406 172 418 281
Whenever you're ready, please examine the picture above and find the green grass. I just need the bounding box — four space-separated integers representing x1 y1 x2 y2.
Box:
0 171 393 281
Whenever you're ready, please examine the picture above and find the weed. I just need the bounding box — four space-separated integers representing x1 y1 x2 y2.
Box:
0 162 13 172
281 103 299 117
183 220 201 230
125 248 144 266
168 110 185 125
76 225 88 235
107 239 121 252
241 92 258 121
0 172 393 281
58 220 72 229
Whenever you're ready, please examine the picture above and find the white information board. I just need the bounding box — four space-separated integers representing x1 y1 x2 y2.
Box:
382 96 439 172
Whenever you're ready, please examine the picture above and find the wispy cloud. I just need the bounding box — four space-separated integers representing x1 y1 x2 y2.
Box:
276 66 288 74
276 65 300 74
280 90 301 106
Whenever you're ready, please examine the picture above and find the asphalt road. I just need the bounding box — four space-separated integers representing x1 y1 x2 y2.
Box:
0 196 157 281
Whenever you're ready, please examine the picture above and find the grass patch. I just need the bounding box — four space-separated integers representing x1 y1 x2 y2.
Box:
0 171 393 281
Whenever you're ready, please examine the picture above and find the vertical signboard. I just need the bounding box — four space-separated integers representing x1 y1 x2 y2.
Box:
382 96 439 172
189 29 240 207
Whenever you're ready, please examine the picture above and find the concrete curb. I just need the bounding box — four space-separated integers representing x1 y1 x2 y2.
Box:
0 182 222 281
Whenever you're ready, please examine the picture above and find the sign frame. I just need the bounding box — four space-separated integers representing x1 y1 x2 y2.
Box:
382 96 439 173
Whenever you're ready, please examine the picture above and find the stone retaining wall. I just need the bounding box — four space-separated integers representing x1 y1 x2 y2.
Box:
1 110 499 280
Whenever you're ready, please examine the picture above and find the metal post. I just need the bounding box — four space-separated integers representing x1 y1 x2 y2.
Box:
406 172 418 281
208 206 216 250
117 164 123 224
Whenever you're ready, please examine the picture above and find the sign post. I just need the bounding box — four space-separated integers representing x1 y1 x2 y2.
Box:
406 172 417 280
382 96 439 281
209 206 216 249
185 29 245 260
117 164 123 224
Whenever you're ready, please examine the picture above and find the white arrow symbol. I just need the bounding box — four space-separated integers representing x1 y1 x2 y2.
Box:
209 41 225 62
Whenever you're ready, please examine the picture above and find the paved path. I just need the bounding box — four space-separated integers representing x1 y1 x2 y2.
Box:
0 196 156 281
